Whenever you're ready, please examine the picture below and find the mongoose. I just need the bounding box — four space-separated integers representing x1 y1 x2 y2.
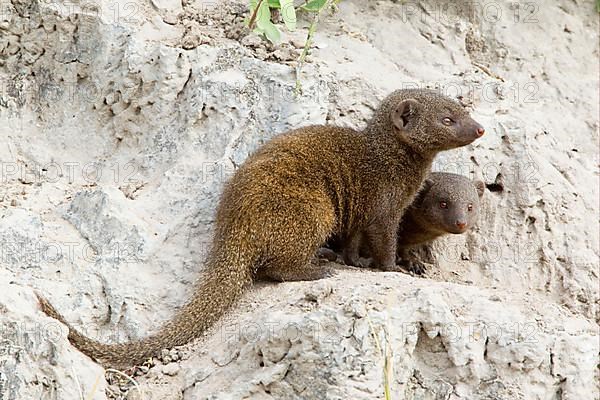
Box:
37 89 485 369
322 172 485 274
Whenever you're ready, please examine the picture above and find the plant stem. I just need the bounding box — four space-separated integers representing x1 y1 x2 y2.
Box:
295 0 333 94
248 0 265 30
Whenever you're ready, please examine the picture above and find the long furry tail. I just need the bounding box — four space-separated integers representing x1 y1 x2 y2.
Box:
36 250 253 370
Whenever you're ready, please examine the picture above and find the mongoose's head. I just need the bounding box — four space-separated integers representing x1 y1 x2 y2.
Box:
369 89 485 153
411 172 485 234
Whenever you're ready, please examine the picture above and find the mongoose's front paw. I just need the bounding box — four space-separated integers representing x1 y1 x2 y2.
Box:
399 259 427 275
342 251 361 267
343 253 372 268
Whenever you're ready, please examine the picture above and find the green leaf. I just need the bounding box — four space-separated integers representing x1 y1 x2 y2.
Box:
261 22 282 43
267 0 281 8
254 0 281 43
279 0 296 30
300 0 327 12
255 0 273 27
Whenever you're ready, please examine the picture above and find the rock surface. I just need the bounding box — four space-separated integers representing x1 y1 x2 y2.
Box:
0 0 598 399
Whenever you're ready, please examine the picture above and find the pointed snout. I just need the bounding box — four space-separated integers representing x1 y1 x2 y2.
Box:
458 117 485 145
455 221 467 230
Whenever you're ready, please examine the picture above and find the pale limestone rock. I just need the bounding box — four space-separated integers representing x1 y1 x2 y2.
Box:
0 0 597 399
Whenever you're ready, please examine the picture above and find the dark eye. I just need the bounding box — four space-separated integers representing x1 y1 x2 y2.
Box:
439 201 448 209
442 117 454 126
467 204 473 212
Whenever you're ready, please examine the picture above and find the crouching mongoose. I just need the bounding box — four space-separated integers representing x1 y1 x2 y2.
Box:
37 89 485 369
322 172 485 274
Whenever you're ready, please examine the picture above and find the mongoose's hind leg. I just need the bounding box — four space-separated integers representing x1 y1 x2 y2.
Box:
257 195 336 282
259 255 336 282
316 247 339 262
259 234 336 282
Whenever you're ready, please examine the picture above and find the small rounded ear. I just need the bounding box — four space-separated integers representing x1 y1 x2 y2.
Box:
474 180 485 198
421 178 434 193
412 178 434 206
391 99 420 130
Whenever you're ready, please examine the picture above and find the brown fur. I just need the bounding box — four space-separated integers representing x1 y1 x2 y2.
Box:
396 172 485 273
328 172 485 274
396 172 485 246
37 89 484 369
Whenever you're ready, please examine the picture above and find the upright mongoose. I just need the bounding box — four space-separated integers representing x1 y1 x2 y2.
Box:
323 172 485 274
37 89 485 369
